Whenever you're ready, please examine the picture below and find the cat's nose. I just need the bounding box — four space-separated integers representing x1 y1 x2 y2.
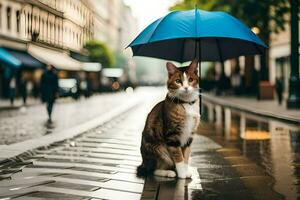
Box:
184 87 188 91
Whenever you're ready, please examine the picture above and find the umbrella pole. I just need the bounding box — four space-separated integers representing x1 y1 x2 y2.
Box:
197 39 202 115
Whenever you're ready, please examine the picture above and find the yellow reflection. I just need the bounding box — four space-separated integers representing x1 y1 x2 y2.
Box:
241 130 270 140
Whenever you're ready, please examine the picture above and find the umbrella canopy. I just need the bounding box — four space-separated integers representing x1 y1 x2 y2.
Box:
0 47 21 68
128 9 267 63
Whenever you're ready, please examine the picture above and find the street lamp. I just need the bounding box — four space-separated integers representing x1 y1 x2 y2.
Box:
287 0 300 108
251 27 260 35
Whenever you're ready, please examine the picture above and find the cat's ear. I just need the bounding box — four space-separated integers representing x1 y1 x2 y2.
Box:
166 62 177 77
188 59 198 75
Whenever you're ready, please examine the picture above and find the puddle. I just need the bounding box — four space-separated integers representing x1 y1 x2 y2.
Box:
201 101 300 200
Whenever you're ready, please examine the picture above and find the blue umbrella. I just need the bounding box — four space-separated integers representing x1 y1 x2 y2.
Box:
128 9 266 63
128 8 267 113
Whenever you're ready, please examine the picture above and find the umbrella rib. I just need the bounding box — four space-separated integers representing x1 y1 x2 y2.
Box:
216 38 223 62
180 38 186 63
147 12 175 43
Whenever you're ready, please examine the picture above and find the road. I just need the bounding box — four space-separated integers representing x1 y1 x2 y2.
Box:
0 87 165 145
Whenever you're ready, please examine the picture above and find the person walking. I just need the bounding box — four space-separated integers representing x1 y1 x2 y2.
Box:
9 77 16 106
19 74 28 105
40 64 59 122
275 76 284 105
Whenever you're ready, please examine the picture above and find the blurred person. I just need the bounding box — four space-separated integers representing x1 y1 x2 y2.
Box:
275 76 283 105
231 68 241 95
9 77 16 106
19 74 28 105
40 64 59 122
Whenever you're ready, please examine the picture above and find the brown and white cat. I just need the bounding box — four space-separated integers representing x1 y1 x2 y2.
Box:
137 60 200 179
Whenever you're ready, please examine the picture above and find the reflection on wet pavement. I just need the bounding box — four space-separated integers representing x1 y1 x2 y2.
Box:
199 101 300 200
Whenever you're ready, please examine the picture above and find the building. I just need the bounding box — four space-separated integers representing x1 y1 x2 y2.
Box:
0 0 95 98
269 18 300 97
89 0 138 83
0 0 138 100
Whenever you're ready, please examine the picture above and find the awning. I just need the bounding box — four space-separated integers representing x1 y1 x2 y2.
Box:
82 62 102 72
5 48 45 69
0 48 21 68
28 45 83 71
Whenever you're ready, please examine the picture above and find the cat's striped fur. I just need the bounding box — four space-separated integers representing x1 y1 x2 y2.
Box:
137 60 200 179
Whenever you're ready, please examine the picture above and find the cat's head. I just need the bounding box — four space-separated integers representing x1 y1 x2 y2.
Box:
166 60 199 102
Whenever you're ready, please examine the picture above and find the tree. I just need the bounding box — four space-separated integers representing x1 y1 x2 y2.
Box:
84 40 115 67
170 0 229 12
170 0 289 80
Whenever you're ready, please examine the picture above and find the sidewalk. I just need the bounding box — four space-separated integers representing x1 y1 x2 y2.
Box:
202 93 300 124
0 97 41 111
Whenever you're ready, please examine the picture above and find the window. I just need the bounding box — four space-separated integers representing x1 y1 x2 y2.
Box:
40 19 44 38
6 7 11 30
27 13 30 35
16 11 20 33
0 4 2 28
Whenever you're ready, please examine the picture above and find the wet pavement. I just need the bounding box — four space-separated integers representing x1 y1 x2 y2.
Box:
0 90 144 145
0 104 147 200
200 101 300 200
1 87 300 199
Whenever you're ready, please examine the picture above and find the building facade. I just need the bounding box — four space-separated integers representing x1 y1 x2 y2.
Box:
0 0 137 99
0 0 95 99
0 0 94 52
269 19 300 96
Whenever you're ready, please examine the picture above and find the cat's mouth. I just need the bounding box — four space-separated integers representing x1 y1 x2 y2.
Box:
175 90 198 102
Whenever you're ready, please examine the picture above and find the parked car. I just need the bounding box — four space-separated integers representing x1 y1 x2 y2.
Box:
58 78 78 99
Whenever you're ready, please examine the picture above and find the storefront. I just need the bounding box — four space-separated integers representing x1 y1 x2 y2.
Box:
5 48 45 98
0 48 21 98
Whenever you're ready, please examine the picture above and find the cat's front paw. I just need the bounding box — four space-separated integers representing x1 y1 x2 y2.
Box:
176 161 187 179
185 165 193 178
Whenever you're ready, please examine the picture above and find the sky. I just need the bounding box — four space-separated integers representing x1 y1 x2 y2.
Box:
123 0 177 31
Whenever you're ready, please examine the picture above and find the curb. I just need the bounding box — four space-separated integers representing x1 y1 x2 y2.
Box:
202 94 300 125
0 98 141 162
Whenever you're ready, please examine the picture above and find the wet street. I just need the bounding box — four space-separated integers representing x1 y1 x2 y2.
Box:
0 89 153 145
0 87 300 199
200 101 300 200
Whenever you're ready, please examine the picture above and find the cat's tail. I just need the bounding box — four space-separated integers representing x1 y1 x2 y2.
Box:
136 161 156 177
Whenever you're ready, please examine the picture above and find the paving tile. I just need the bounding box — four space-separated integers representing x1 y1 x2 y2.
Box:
78 138 139 147
22 164 143 183
37 150 141 161
15 191 89 200
46 181 101 191
58 174 110 182
62 146 140 156
74 142 139 151
37 155 141 166
32 161 136 173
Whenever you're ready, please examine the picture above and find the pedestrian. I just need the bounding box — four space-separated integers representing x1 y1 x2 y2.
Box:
275 76 284 105
40 64 59 122
231 70 241 95
9 76 16 106
19 74 28 105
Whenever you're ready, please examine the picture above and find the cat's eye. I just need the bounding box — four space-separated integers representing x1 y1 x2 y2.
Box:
188 78 193 82
175 79 181 84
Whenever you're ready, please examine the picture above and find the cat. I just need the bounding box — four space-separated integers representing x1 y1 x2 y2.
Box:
137 59 200 179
